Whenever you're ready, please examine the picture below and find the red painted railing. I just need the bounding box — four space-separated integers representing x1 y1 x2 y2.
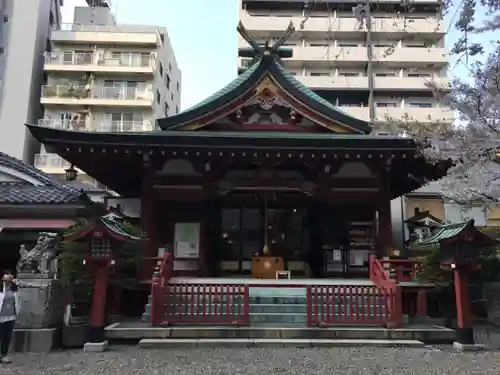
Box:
380 259 423 283
369 256 404 327
307 285 392 326
163 283 250 325
150 253 172 325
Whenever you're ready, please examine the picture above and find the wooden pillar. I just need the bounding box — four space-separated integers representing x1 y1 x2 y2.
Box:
141 156 157 259
454 267 474 344
88 261 108 343
378 172 392 258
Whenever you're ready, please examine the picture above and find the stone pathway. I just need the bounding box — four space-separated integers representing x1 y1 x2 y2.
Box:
1 345 500 375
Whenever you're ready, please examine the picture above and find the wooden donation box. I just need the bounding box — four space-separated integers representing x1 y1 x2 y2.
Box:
252 256 284 279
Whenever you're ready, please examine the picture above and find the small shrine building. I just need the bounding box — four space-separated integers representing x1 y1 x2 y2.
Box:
26 24 451 281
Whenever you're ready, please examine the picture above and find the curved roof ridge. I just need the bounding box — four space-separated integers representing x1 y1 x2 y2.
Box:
157 55 371 133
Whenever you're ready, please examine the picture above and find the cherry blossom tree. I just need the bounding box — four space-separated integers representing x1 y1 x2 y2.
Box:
385 0 500 206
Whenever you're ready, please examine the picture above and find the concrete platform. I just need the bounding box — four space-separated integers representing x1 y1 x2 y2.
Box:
138 338 425 349
105 322 456 344
11 328 60 353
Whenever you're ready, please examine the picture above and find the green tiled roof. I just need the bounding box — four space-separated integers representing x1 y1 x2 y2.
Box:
101 216 141 241
414 221 471 247
158 55 371 133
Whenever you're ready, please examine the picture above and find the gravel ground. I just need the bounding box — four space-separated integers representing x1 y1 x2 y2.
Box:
1 345 500 375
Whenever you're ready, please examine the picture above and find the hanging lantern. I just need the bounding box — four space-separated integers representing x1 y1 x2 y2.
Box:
65 164 78 181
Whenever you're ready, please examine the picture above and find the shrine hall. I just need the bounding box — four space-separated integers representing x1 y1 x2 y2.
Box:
26 23 451 282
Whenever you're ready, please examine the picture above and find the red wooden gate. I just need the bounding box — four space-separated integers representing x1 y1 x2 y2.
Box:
307 285 392 326
163 283 250 325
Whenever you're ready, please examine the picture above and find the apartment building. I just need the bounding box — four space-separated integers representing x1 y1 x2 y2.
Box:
0 0 63 163
238 0 453 128
35 6 181 181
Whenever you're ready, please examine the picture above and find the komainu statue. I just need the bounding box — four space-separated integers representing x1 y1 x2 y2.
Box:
16 232 59 275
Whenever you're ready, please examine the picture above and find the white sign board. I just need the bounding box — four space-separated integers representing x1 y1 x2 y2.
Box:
173 223 200 259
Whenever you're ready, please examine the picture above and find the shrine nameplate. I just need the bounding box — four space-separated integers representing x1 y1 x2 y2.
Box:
252 256 284 279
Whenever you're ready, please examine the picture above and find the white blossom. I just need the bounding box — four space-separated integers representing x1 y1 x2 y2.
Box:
383 0 500 206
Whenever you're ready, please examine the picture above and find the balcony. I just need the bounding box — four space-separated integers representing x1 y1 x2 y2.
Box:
295 75 450 91
40 85 154 107
374 106 455 123
34 154 88 176
338 106 454 123
44 51 155 74
239 12 446 37
34 154 71 172
38 119 154 132
51 23 160 45
286 46 447 67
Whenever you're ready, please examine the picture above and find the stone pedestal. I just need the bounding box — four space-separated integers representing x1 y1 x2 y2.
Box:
16 276 64 328
483 282 500 327
13 276 64 352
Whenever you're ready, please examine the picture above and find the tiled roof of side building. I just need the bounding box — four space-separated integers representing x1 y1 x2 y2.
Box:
0 152 84 204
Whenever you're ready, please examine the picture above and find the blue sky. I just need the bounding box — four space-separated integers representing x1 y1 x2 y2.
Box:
63 0 491 110
63 0 238 110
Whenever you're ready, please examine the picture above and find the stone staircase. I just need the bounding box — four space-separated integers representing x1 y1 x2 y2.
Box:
249 287 308 325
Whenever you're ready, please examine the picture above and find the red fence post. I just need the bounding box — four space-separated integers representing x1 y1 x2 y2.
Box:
243 286 250 325
150 264 163 326
306 286 313 326
416 289 428 317
387 285 404 328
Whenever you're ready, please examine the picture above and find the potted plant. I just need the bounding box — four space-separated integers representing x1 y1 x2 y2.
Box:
43 86 58 97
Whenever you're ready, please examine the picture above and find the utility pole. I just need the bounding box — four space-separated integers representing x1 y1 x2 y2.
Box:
356 0 375 122
365 0 375 122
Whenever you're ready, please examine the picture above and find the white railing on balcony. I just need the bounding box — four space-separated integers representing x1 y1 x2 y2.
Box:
38 119 152 132
56 23 160 34
41 85 153 101
44 51 154 68
91 86 153 100
38 119 87 130
34 154 71 169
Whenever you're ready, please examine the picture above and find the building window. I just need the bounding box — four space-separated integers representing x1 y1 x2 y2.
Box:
171 92 174 101
168 62 172 71
338 72 359 77
107 112 143 131
176 105 179 114
376 102 397 108
3 16 8 23
156 90 161 104
159 62 163 76
407 73 431 78
310 72 330 77
375 73 396 77
164 102 169 116
408 102 432 108
0 47 5 54
166 74 171 89
176 81 179 91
